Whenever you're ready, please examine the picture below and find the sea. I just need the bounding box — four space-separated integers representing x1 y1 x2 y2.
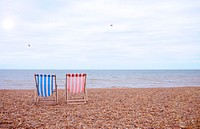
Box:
0 69 200 89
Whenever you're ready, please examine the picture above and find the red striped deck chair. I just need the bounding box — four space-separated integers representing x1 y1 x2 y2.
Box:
34 74 58 104
65 74 88 104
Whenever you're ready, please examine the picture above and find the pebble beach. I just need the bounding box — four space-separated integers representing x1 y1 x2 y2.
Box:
0 87 200 128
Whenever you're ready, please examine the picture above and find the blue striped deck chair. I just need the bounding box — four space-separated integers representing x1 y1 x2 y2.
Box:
65 74 88 104
34 74 58 104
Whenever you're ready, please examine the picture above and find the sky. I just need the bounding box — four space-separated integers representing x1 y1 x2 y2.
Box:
0 0 200 69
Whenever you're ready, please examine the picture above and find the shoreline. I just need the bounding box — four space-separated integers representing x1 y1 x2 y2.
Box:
0 87 200 128
0 85 200 90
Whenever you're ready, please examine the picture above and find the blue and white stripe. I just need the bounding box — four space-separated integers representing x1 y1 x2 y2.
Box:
35 74 54 97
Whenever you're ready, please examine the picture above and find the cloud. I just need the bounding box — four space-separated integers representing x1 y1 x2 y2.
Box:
0 0 200 69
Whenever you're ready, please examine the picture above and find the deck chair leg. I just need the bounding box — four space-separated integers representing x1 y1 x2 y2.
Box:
34 85 37 104
56 84 58 103
66 91 69 103
56 90 58 103
65 83 67 101
35 97 39 104
85 90 88 101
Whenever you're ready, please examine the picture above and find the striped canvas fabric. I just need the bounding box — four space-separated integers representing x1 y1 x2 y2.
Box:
35 74 55 97
66 74 86 94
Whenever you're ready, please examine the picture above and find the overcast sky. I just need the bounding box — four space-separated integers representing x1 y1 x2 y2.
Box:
0 0 200 69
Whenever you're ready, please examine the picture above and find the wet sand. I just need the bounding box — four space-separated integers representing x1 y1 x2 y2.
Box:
0 87 200 128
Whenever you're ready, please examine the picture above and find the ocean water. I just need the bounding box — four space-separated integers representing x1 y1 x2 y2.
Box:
0 69 200 89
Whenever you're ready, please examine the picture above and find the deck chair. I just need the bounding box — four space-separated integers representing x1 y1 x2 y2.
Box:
65 74 88 104
34 74 58 104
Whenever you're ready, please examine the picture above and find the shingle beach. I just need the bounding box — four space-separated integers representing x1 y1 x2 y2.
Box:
0 87 200 128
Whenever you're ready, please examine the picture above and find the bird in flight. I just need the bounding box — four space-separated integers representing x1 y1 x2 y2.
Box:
28 44 30 47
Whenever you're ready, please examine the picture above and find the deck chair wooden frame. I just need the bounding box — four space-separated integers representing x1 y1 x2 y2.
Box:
34 74 58 104
65 73 88 104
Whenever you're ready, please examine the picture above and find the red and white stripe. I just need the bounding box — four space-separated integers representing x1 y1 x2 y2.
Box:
66 74 86 94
